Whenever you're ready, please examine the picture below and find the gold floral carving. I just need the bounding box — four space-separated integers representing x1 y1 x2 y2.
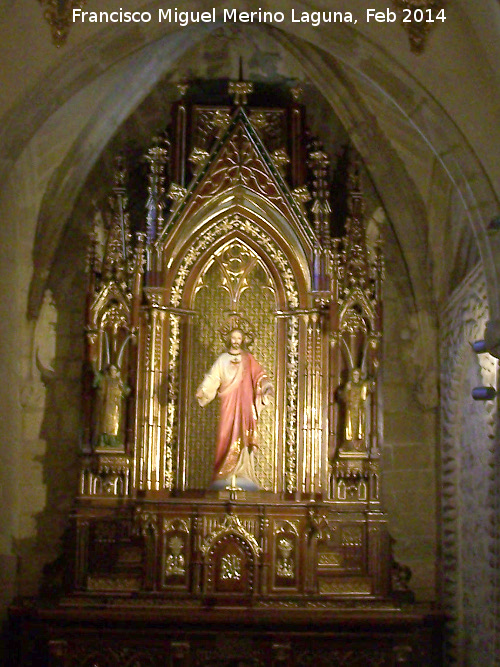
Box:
220 553 242 580
192 109 232 150
285 315 299 492
211 110 232 130
165 313 180 489
248 111 268 130
271 148 290 176
276 537 294 578
318 577 372 595
204 515 258 539
39 0 86 47
249 110 288 157
164 536 186 577
87 577 140 591
167 183 187 202
188 148 210 173
292 185 311 209
318 552 343 567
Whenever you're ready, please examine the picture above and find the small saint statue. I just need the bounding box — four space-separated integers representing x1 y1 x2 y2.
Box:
339 367 374 452
196 327 273 490
93 364 130 448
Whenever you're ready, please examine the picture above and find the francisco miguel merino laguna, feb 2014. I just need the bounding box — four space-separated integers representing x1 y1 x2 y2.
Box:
72 7 360 26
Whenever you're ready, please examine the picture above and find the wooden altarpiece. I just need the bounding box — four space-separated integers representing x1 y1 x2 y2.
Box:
9 83 443 667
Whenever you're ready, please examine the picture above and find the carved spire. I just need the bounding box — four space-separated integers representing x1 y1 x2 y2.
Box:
130 232 146 330
145 135 169 244
308 139 331 248
101 156 131 286
342 156 370 291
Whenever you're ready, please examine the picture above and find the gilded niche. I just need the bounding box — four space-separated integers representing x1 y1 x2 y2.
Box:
189 239 278 490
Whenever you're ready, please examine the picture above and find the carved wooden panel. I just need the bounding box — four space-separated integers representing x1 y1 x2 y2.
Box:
9 603 444 666
209 536 253 594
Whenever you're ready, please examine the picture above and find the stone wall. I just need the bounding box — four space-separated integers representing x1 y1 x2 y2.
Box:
440 264 497 665
381 225 438 602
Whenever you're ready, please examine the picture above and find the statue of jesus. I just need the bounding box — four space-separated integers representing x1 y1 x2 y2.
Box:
196 328 273 490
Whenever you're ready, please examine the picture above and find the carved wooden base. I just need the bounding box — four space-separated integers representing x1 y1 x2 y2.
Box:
8 600 444 666
7 496 445 665
67 495 391 602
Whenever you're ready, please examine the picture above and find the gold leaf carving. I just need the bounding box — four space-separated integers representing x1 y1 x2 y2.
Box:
318 552 343 567
87 577 140 591
318 577 372 595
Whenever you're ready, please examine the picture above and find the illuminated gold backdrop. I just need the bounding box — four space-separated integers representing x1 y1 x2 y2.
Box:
187 239 277 489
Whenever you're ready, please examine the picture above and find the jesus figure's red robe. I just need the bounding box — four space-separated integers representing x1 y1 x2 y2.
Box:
197 350 271 484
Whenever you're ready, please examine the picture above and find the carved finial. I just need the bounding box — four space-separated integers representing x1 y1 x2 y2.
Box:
228 81 254 106
346 157 364 220
145 135 169 243
132 232 147 287
112 154 127 191
343 153 370 289
308 139 331 246
102 156 130 284
291 85 303 102
176 82 189 98
228 60 253 105
86 224 98 276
